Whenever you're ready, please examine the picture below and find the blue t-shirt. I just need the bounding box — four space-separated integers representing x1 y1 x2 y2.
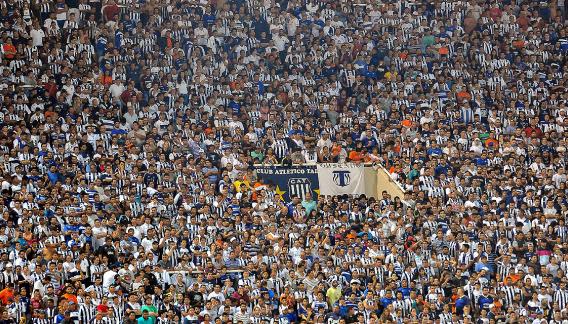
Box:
380 297 394 307
203 14 216 26
455 296 469 314
397 287 411 299
478 295 493 310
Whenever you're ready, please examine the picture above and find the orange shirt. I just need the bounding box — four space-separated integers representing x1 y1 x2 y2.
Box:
348 150 364 162
2 43 16 59
485 138 499 148
493 299 503 309
251 182 268 201
512 40 525 49
345 232 357 240
456 91 471 101
450 294 458 313
62 294 78 304
331 144 342 156
393 144 401 154
503 273 522 284
44 111 57 119
0 288 14 305
101 75 113 86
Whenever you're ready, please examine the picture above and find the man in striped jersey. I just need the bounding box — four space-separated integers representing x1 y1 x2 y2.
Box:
79 295 96 323
500 277 521 308
553 280 568 312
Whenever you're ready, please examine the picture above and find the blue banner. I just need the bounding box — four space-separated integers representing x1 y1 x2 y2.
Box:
254 165 319 201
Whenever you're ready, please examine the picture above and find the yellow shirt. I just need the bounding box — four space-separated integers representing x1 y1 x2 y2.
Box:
233 180 251 192
385 71 398 80
326 287 342 306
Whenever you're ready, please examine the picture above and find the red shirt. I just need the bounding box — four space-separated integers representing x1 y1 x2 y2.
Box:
97 304 109 313
489 7 502 20
120 89 134 103
103 4 119 21
524 126 543 138
44 82 58 98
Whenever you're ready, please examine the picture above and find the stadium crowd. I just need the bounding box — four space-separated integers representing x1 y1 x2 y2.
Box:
1 0 568 323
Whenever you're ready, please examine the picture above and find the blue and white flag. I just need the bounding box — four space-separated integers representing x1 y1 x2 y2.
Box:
317 163 366 196
254 165 319 201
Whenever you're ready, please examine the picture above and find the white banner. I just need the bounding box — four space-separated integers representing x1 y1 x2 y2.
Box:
317 163 366 196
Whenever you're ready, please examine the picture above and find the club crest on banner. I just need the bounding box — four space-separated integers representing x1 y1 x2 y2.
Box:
317 163 366 196
288 178 312 200
332 170 351 187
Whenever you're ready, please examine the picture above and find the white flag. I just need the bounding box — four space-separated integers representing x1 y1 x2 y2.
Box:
317 163 366 195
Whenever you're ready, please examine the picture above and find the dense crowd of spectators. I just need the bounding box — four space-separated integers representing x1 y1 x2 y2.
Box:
1 0 568 323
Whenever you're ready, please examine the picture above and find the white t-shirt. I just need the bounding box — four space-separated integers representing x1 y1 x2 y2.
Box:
30 28 45 47
207 291 225 303
92 226 107 249
102 270 117 289
109 83 125 99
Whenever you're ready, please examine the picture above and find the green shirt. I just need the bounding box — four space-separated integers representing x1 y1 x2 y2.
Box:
422 35 435 47
251 150 264 162
137 316 154 324
301 199 317 216
141 305 157 315
408 169 419 181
